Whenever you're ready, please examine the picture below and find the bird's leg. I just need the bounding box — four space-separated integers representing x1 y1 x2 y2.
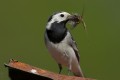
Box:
67 65 71 75
58 64 62 74
67 59 72 75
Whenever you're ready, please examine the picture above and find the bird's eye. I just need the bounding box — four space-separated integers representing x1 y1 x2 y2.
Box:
60 14 64 17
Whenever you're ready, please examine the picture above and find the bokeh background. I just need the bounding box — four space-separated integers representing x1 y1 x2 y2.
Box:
0 0 120 80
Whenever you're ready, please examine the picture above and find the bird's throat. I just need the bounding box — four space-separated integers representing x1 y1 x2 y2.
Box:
46 22 67 43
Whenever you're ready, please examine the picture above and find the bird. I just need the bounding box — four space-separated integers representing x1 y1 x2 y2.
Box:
44 11 84 77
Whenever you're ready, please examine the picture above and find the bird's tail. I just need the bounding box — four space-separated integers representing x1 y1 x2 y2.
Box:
73 65 84 77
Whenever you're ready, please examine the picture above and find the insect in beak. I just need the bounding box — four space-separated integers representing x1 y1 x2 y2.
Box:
68 14 87 31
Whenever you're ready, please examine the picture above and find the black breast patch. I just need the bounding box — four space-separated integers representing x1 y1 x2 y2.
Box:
46 21 67 43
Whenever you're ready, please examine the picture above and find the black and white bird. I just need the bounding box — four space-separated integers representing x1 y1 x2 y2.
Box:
44 11 84 77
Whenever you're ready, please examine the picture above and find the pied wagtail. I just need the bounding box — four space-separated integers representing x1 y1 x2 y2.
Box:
44 11 84 77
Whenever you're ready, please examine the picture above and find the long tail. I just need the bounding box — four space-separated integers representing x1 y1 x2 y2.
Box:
73 65 84 77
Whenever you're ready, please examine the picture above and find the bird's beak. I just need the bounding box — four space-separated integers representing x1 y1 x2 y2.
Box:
67 14 86 30
67 15 76 21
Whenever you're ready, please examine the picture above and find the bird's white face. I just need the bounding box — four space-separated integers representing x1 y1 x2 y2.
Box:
46 12 71 29
52 12 71 23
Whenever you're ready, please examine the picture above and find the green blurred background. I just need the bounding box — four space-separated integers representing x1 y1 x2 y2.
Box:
0 0 120 80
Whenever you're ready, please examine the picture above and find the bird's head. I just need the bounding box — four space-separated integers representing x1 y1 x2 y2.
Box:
47 12 72 23
46 11 86 30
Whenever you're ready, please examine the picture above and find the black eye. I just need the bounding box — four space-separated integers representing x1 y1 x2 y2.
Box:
60 14 64 17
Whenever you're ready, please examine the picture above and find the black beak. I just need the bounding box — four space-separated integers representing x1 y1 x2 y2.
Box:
67 15 80 23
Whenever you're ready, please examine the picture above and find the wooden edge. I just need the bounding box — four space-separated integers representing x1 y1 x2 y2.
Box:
4 59 95 80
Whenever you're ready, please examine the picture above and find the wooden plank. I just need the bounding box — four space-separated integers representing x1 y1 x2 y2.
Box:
4 59 95 80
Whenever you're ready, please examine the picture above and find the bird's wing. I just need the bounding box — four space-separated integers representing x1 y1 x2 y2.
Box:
68 35 80 62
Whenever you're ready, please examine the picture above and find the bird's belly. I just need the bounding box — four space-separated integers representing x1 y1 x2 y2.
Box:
47 42 69 66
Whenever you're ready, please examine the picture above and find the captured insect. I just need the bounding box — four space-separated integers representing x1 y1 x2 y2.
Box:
69 13 87 31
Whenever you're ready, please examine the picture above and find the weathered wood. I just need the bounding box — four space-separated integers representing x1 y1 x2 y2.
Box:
4 59 95 80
